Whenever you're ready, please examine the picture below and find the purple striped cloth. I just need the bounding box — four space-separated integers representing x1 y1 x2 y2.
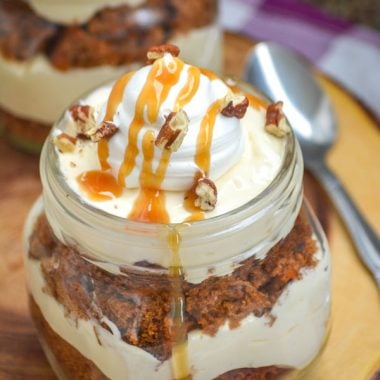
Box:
221 0 380 119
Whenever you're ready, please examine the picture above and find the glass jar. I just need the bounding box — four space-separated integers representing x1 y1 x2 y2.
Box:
23 84 331 380
0 0 221 153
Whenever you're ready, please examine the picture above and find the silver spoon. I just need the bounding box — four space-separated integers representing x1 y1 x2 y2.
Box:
245 41 380 287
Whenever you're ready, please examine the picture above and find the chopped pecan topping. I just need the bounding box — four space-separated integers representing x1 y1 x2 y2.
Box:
155 110 189 152
69 104 97 136
194 178 218 211
53 133 77 153
69 104 95 126
147 44 180 64
221 92 249 119
265 101 291 138
68 104 118 142
90 121 119 142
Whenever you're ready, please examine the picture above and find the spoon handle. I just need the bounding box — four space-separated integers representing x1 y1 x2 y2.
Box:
308 160 380 288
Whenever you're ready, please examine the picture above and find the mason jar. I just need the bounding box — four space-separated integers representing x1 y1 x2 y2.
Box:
23 81 331 379
0 0 221 153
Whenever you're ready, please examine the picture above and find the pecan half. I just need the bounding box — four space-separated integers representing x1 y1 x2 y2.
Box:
155 110 189 152
265 101 291 138
221 92 249 119
69 104 97 136
90 121 119 142
194 178 218 211
147 44 180 64
53 133 77 153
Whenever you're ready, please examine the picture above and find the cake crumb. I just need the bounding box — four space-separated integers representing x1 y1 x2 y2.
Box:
29 209 317 362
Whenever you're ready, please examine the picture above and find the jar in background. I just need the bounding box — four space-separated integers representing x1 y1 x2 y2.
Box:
23 83 331 379
0 0 221 153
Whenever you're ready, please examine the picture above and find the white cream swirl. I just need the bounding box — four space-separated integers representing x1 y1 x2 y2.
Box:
103 54 244 191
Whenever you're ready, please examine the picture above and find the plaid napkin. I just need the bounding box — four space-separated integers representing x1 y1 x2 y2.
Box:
221 0 380 119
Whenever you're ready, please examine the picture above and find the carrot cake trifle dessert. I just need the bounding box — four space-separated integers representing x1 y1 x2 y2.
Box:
24 45 331 380
0 0 221 152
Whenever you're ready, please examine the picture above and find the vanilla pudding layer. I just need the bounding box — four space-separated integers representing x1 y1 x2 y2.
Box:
27 0 144 24
0 23 221 124
26 245 330 380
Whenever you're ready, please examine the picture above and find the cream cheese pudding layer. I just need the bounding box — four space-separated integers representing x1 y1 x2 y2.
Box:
0 0 221 152
24 45 331 380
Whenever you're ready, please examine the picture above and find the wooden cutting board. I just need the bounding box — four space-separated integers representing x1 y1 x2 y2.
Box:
0 33 379 380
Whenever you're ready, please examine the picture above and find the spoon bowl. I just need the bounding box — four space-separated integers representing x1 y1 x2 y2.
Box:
245 42 336 163
245 42 380 287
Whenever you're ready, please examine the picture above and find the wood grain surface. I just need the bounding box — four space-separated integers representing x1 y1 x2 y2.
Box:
0 33 379 380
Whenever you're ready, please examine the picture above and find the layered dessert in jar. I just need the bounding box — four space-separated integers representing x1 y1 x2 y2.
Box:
24 45 331 379
0 0 221 152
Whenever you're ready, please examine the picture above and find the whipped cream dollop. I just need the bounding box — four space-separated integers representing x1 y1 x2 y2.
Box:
54 47 288 223
103 54 243 191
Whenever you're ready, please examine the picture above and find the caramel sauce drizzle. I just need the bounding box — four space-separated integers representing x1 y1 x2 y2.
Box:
200 67 219 81
128 63 201 224
246 93 267 110
167 227 191 380
128 130 170 223
194 98 225 176
174 66 201 111
128 63 202 379
98 71 135 171
179 68 222 221
118 58 185 186
77 170 123 201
